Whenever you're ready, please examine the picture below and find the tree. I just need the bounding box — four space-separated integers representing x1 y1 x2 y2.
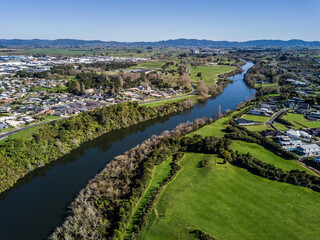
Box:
216 105 223 119
196 79 208 96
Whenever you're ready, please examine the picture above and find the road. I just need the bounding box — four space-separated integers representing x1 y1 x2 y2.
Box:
1 62 195 140
0 117 69 141
266 108 287 125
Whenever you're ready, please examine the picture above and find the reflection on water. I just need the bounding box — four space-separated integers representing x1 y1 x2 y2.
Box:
0 62 254 240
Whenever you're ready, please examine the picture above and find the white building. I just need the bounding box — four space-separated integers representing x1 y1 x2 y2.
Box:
286 129 311 139
296 144 320 157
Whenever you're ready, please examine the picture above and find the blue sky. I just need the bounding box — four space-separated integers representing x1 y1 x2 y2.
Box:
0 0 319 41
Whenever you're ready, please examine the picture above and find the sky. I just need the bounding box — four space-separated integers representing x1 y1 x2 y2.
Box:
0 0 319 42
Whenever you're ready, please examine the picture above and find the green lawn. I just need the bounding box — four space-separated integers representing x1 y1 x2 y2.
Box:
141 95 196 108
136 61 165 69
232 140 313 173
254 83 278 88
241 114 270 123
142 153 320 240
3 125 43 141
284 113 320 129
188 114 312 173
187 114 237 138
190 65 236 85
125 156 173 239
245 124 270 132
273 123 289 131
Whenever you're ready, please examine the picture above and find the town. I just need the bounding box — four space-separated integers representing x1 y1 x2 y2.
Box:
0 55 190 139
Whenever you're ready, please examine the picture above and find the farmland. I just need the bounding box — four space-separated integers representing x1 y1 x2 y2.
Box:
190 65 236 85
142 153 320 240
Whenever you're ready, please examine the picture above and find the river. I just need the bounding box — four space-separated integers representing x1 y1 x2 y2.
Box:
0 61 255 240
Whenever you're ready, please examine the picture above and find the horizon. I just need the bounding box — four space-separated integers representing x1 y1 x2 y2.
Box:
0 37 319 43
1 0 320 41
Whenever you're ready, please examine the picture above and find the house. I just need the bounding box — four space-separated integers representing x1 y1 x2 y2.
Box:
284 101 295 108
296 103 310 110
44 109 54 115
22 116 34 123
296 144 320 156
277 136 303 150
313 156 320 164
0 122 8 129
306 128 320 137
292 97 305 103
261 103 278 111
235 118 255 126
0 106 12 113
6 120 23 127
286 129 311 139
249 107 274 117
308 111 320 119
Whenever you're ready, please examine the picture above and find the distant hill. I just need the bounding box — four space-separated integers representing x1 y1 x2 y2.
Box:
0 38 319 48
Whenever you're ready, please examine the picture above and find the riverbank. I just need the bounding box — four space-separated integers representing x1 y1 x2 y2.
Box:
0 66 238 194
50 109 320 239
0 62 256 240
0 99 196 194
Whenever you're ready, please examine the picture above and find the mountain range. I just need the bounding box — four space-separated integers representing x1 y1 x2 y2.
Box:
0 38 319 48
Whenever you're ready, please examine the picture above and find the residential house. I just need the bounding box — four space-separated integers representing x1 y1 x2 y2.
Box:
284 101 295 108
277 136 303 150
286 129 312 139
249 107 274 117
0 122 8 129
235 118 255 126
308 111 320 119
296 144 320 156
313 156 320 164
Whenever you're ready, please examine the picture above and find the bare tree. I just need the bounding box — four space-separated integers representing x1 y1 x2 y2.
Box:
216 105 223 119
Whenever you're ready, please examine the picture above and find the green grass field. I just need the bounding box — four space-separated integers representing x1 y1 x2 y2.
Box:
141 95 195 108
245 124 270 132
139 61 165 69
232 140 313 173
2 125 43 142
241 114 270 123
273 123 289 131
188 114 312 173
125 156 173 238
284 113 320 129
190 65 236 85
142 153 320 240
254 83 279 88
188 116 233 138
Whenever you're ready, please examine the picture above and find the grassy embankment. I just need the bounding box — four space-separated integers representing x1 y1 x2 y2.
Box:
0 96 195 143
240 114 290 132
254 82 278 88
124 156 174 238
190 65 236 86
141 153 320 240
139 113 319 239
140 95 196 108
284 113 320 129
188 115 313 173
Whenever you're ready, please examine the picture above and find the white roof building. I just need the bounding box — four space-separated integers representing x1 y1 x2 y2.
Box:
296 144 320 157
286 129 311 139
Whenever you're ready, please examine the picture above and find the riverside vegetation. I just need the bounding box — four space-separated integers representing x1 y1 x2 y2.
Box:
0 98 196 193
49 108 320 240
0 60 237 194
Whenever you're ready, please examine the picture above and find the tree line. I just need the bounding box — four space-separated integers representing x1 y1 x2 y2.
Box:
0 99 196 194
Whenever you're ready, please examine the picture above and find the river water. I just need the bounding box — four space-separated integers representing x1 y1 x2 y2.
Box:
0 62 255 240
